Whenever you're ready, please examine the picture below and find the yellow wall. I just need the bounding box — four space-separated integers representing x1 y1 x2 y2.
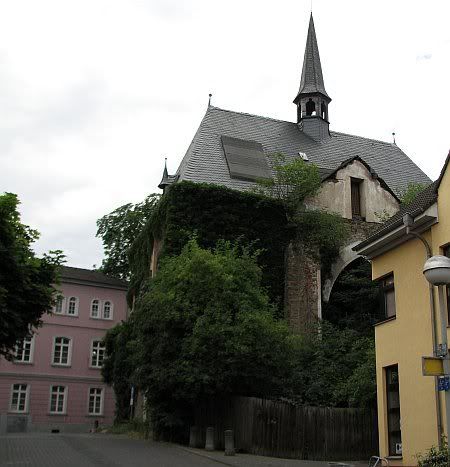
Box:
371 161 450 465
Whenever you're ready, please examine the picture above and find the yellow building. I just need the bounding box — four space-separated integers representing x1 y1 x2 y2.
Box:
355 153 450 466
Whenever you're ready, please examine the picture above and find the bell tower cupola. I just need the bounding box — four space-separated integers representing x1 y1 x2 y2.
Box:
293 14 332 141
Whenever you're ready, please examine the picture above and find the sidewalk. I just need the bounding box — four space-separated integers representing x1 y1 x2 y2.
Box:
180 446 368 467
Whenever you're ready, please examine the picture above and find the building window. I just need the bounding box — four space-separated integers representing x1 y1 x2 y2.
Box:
351 178 362 218
52 337 72 366
91 300 113 320
91 340 105 368
380 274 396 319
91 299 100 318
385 365 402 456
67 297 78 316
10 384 28 413
14 336 34 363
50 385 67 414
445 245 450 321
54 296 65 314
88 387 104 415
103 301 112 319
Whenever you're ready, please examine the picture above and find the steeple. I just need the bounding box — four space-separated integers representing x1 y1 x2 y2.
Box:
158 158 170 192
294 14 332 141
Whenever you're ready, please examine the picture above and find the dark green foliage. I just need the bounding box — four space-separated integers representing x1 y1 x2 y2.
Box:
416 439 449 467
399 182 429 206
322 258 382 335
131 240 295 438
291 321 377 408
0 193 63 358
102 320 136 422
96 194 160 280
138 182 293 310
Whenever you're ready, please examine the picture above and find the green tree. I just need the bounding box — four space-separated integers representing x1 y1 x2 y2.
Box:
291 321 377 408
131 239 294 437
399 182 429 206
0 193 63 358
102 320 136 422
255 153 321 217
96 194 160 279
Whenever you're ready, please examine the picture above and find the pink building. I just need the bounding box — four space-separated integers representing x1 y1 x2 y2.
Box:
0 266 128 433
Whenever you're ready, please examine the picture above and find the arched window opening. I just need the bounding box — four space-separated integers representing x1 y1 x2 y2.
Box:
103 301 112 319
322 258 382 336
321 101 327 120
91 299 99 318
67 297 78 315
306 99 315 116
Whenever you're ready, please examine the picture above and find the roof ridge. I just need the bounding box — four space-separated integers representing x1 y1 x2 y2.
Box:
208 105 296 126
330 130 398 147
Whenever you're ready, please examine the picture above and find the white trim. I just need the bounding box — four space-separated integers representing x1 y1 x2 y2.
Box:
49 385 68 415
66 296 79 316
90 339 105 369
90 299 100 318
54 295 66 314
9 383 30 413
51 336 73 366
87 387 104 415
14 335 35 364
102 300 113 320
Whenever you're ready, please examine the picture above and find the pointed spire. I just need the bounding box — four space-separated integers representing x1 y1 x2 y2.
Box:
294 14 329 103
158 158 169 190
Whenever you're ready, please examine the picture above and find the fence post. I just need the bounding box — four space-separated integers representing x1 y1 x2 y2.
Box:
224 430 235 456
189 426 201 448
205 426 215 451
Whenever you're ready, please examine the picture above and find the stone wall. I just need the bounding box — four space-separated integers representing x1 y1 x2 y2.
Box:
285 219 380 332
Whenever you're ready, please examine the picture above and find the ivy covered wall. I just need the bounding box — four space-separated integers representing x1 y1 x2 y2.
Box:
130 181 293 311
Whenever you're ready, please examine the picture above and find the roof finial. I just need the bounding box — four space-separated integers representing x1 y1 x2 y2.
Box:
311 0 313 13
392 132 396 145
208 93 212 107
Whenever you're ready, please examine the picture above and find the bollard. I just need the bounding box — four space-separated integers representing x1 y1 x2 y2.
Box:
205 426 215 451
189 426 201 448
224 429 235 456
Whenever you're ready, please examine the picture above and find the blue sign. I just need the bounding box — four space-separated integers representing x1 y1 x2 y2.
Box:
438 377 450 391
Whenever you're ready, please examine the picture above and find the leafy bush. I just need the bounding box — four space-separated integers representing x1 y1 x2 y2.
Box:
416 439 449 467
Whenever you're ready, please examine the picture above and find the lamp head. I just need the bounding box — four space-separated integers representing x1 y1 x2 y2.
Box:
423 255 450 286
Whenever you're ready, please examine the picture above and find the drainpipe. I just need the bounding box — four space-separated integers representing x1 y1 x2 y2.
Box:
403 214 443 445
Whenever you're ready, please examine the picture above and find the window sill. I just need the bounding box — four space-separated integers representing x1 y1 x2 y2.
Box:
8 411 29 415
86 414 104 418
53 313 79 318
89 366 102 370
386 456 402 460
48 412 67 416
51 364 72 368
90 316 113 321
375 315 397 327
13 361 34 365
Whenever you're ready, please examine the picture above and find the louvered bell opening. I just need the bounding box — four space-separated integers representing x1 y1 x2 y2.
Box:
221 136 271 182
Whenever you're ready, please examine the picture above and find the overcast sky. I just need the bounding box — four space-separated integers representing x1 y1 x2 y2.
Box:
1 0 449 269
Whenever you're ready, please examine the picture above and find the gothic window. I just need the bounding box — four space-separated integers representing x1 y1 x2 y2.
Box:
321 101 327 119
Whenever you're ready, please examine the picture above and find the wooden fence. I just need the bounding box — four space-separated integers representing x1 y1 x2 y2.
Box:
194 396 378 461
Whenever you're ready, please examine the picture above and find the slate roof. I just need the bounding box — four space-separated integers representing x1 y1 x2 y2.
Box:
175 105 431 195
60 266 128 289
356 150 450 250
294 13 329 102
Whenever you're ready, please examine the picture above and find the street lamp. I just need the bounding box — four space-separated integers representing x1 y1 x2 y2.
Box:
423 255 450 442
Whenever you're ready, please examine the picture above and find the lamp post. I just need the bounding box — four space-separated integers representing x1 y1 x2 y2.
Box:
423 255 450 442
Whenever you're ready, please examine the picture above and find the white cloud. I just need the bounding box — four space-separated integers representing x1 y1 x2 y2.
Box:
0 0 449 268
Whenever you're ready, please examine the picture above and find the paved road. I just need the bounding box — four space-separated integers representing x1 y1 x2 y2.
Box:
0 432 360 467
0 433 220 467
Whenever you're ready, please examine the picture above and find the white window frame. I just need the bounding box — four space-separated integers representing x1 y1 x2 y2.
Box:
66 296 79 316
54 295 66 314
14 336 35 364
90 340 106 368
10 383 29 413
102 301 113 320
90 299 100 318
90 300 114 320
52 336 72 366
49 385 67 415
88 387 104 415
